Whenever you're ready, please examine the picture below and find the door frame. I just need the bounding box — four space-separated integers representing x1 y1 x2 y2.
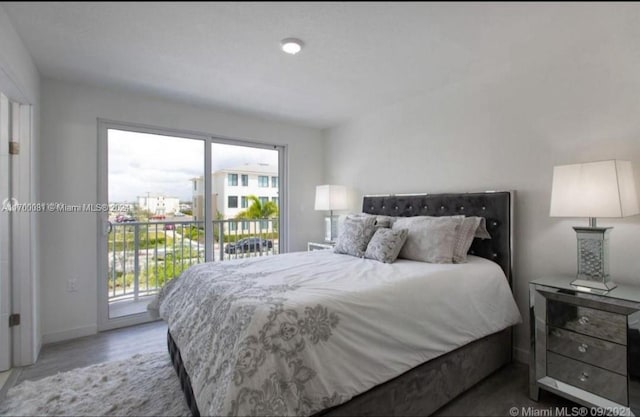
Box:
96 119 288 331
0 93 11 371
11 99 36 366
0 93 36 368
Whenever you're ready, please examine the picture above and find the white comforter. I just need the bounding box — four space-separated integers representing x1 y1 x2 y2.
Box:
152 250 521 416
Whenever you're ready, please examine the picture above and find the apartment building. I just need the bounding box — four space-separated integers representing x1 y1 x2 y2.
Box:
192 163 279 222
136 195 181 216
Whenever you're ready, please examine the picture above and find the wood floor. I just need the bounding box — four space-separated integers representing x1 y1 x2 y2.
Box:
16 320 168 384
4 320 574 416
434 357 576 416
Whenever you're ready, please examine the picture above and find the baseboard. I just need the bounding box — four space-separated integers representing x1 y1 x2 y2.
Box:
0 368 19 404
513 346 529 364
97 313 156 332
42 325 97 345
0 369 12 392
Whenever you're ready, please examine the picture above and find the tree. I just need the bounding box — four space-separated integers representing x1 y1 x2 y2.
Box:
235 195 278 220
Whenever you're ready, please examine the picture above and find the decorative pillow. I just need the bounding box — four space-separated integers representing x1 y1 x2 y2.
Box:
371 215 394 229
364 228 409 263
392 216 464 263
334 216 377 257
337 213 395 235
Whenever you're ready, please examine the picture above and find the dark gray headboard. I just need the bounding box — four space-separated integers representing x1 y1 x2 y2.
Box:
362 191 513 286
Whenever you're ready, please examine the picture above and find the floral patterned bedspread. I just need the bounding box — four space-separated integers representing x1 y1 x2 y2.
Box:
150 250 521 416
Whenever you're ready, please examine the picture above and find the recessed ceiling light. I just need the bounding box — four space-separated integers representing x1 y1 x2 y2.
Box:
280 38 304 55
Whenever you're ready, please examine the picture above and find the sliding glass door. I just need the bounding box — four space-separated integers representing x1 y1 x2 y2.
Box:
97 121 285 330
209 142 280 261
104 128 204 323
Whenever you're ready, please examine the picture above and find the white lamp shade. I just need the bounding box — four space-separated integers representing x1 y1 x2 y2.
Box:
314 185 348 211
550 160 640 218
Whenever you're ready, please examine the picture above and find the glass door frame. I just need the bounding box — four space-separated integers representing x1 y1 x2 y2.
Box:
96 119 287 331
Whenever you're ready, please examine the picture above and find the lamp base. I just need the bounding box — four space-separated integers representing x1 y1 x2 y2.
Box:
570 278 617 294
324 216 338 243
571 225 615 293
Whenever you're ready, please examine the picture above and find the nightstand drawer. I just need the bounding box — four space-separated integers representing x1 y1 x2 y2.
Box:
548 327 626 375
547 351 627 405
531 278 640 411
548 299 626 344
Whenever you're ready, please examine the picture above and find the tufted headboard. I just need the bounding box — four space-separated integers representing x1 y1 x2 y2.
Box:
362 191 513 286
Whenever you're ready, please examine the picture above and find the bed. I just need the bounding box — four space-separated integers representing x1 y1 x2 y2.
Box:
152 191 520 416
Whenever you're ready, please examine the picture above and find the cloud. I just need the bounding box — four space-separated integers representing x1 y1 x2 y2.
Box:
108 129 278 201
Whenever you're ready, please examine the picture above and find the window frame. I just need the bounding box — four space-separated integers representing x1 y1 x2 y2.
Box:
97 118 289 331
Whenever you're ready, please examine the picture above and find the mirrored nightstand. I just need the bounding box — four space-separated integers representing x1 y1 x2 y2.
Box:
307 241 335 251
530 276 640 415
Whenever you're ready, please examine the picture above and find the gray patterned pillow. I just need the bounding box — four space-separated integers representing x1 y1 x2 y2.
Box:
393 216 464 263
334 216 377 257
337 213 395 235
376 216 396 229
369 214 395 229
364 228 409 263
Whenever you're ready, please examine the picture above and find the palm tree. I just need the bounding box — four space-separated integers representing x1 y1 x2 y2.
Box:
235 195 278 220
233 195 279 242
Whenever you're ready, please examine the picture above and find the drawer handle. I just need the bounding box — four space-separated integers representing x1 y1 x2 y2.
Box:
579 371 589 382
578 316 590 326
577 343 588 353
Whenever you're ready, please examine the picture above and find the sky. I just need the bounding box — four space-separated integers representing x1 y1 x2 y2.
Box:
108 129 278 202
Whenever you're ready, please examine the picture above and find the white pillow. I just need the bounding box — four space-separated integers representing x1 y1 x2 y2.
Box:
453 217 491 263
392 216 464 263
474 217 491 239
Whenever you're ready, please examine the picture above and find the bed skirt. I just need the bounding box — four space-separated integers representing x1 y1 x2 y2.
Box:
167 327 512 416
167 331 200 417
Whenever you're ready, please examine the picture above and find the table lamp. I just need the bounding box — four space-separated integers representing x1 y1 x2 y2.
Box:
314 185 348 242
549 160 639 292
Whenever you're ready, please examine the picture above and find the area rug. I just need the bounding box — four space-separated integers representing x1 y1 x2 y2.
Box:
0 352 191 416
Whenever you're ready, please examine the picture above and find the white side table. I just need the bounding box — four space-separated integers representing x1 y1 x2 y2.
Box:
307 241 335 251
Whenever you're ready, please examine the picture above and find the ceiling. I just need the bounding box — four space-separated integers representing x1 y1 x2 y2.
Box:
3 2 640 129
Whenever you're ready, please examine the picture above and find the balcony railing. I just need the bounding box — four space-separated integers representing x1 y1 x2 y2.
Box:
107 218 279 305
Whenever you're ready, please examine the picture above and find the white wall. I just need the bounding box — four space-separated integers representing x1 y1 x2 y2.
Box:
324 29 640 362
0 6 39 104
40 78 324 342
0 4 41 364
